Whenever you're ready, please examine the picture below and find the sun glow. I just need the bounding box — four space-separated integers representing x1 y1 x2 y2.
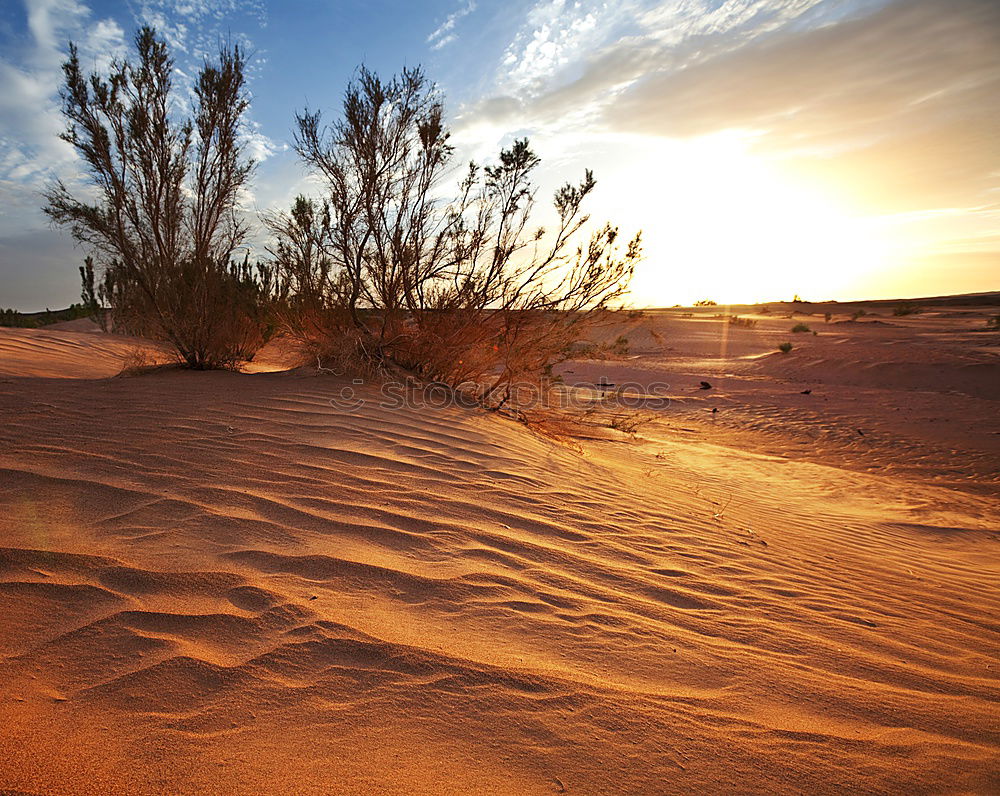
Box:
581 132 899 306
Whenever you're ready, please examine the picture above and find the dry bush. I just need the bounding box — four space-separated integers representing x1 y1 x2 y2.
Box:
44 27 276 369
117 346 156 376
608 410 659 435
268 67 640 409
568 332 631 360
728 315 757 328
517 407 591 447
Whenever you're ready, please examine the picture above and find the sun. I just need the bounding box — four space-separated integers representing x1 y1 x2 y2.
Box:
583 131 897 306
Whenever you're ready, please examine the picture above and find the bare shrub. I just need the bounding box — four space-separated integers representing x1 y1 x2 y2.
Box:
44 27 276 369
518 407 590 447
571 333 631 360
117 346 155 376
608 410 659 436
791 323 811 333
728 315 757 328
269 66 640 409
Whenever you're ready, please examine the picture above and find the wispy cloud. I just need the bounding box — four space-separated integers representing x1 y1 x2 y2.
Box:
455 0 999 216
427 0 476 50
130 0 267 57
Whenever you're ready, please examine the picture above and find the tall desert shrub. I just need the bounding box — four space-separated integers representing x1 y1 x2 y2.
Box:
44 27 274 368
269 66 640 410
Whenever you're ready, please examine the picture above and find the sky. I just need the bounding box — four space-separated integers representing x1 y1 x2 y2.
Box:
0 0 997 310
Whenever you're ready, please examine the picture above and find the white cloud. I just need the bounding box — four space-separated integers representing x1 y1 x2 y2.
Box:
0 0 127 216
0 0 275 259
427 1 476 50
243 121 287 164
131 0 266 57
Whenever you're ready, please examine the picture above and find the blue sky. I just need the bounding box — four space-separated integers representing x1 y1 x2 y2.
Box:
1 0 998 309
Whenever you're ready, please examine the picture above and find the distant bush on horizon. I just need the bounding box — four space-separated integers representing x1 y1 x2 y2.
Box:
892 302 922 316
0 304 93 329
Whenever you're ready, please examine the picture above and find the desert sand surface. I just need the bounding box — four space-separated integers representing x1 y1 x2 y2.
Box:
1 303 998 795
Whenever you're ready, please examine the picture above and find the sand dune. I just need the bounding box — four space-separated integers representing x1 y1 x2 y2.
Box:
0 307 998 794
0 323 168 379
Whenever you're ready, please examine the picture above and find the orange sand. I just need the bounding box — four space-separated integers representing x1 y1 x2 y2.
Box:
0 304 997 794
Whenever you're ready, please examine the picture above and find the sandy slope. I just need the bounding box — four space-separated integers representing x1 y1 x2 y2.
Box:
0 308 998 795
0 323 171 379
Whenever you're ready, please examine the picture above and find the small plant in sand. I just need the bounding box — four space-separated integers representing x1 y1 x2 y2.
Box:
778 341 793 353
851 309 867 320
728 315 757 328
824 312 832 322
117 346 156 376
791 323 811 333
569 334 630 360
608 411 658 436
44 27 279 369
268 66 640 414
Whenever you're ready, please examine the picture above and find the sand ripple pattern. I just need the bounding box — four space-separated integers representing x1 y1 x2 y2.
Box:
0 370 997 794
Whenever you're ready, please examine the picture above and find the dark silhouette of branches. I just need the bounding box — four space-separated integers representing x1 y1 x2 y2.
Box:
270 65 640 409
44 26 273 368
